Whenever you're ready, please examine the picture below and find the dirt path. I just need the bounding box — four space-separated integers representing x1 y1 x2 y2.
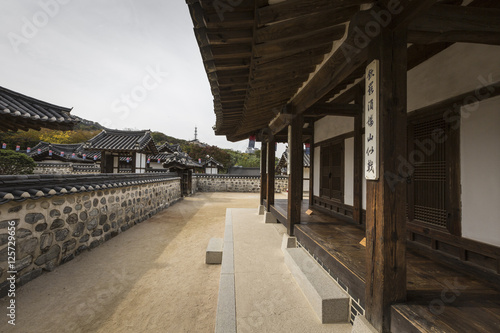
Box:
0 192 259 333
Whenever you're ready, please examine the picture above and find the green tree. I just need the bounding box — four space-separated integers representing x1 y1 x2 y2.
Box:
0 150 37 175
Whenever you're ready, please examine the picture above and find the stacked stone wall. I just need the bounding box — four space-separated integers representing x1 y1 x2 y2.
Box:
194 175 288 193
0 178 181 296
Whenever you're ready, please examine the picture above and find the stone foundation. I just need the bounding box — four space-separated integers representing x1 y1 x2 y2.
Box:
0 177 181 296
194 175 288 193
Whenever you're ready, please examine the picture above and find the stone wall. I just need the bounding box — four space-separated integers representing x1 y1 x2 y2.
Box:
194 175 288 193
34 163 100 175
0 177 181 296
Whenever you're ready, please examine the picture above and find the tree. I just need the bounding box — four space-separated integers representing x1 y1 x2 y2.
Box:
0 150 37 175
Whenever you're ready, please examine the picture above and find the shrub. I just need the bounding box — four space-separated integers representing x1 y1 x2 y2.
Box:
0 150 37 175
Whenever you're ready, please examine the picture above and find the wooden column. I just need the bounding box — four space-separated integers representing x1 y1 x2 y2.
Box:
260 141 268 206
266 139 275 212
365 29 408 332
287 114 303 236
309 125 315 207
353 94 363 224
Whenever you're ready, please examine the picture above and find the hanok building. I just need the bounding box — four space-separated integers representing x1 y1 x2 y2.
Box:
163 151 200 196
187 0 500 332
84 129 158 174
28 142 98 163
0 85 79 132
276 149 311 192
201 156 223 174
147 143 175 170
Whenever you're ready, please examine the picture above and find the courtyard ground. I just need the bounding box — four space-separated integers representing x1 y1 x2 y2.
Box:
0 192 257 333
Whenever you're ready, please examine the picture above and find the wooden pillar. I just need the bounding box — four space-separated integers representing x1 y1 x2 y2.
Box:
309 125 315 207
266 138 275 212
287 114 303 236
260 141 268 206
353 94 363 224
365 29 408 332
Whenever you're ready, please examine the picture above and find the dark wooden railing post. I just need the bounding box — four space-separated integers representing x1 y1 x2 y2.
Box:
287 113 303 236
365 28 408 332
260 141 267 206
266 138 275 212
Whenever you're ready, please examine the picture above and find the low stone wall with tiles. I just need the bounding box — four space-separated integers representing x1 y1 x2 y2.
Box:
0 177 181 296
194 174 288 193
34 163 100 175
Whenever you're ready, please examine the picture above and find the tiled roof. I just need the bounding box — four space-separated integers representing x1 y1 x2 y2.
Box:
163 152 200 170
202 157 223 168
157 143 174 154
0 173 178 205
148 153 171 163
276 151 311 173
0 86 79 131
28 141 99 163
84 129 158 154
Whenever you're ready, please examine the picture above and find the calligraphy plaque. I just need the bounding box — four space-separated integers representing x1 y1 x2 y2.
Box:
365 59 379 180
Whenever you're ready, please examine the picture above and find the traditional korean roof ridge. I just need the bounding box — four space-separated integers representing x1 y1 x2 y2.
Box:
157 143 174 154
163 151 201 169
0 173 178 205
202 156 223 168
84 128 158 154
27 141 99 163
0 85 79 131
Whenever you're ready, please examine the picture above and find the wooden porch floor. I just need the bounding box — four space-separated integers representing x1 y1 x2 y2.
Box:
271 199 500 332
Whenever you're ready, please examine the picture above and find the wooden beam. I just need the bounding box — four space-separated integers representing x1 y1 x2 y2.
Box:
408 4 500 45
289 10 374 115
287 113 303 236
266 138 276 212
269 112 293 135
260 141 267 205
380 0 438 30
306 103 362 117
255 7 355 44
365 28 408 332
257 0 368 27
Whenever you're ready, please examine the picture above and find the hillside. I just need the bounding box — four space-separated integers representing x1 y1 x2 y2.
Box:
0 119 274 171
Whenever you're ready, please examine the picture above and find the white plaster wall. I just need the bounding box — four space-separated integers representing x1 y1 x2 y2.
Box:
313 146 320 196
408 43 500 112
344 138 354 206
303 167 310 192
314 116 354 143
461 95 500 247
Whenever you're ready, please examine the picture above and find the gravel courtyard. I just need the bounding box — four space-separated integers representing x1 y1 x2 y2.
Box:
0 192 259 333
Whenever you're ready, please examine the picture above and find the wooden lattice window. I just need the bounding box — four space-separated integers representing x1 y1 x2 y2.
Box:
320 140 344 202
407 112 461 235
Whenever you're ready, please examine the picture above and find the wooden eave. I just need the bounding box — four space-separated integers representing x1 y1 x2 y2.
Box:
187 0 500 142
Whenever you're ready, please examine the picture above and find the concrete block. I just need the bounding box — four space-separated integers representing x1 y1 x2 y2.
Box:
352 315 378 333
206 237 223 264
264 211 277 223
257 205 265 215
284 247 349 323
281 234 297 251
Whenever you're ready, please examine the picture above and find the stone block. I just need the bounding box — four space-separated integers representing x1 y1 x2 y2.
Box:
264 211 277 223
284 247 350 323
257 205 265 215
352 315 378 333
206 237 224 264
281 234 297 251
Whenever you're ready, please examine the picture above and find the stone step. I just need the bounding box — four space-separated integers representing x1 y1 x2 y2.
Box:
284 247 350 324
206 237 223 264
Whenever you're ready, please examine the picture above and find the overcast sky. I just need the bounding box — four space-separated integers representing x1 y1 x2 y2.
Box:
0 0 282 154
